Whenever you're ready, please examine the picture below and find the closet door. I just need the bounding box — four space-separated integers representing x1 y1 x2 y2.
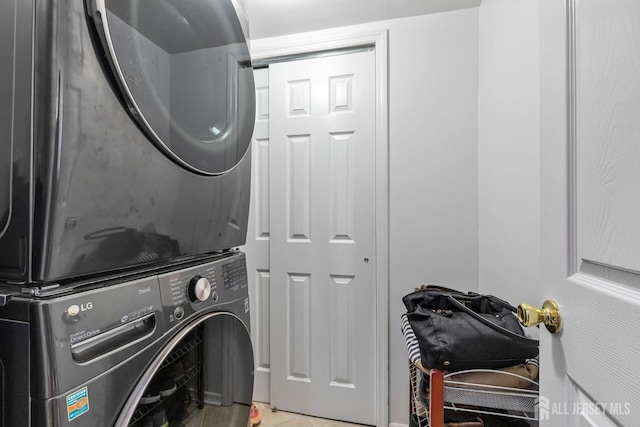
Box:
269 50 377 425
245 68 271 403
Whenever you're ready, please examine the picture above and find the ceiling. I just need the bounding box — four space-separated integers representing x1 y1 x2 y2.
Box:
246 0 482 39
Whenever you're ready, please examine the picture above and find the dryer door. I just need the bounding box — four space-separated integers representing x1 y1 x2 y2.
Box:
118 312 254 427
86 0 255 175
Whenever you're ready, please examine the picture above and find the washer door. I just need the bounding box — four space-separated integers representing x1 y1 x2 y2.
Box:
118 312 254 426
86 0 255 175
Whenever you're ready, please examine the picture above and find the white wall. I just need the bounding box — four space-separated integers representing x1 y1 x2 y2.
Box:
477 0 540 313
251 8 480 426
248 0 481 39
388 9 480 426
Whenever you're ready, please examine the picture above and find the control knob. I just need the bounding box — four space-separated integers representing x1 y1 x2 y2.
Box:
188 275 211 303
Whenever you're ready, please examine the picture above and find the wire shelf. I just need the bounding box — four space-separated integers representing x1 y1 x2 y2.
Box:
402 314 539 427
130 367 200 425
159 335 202 370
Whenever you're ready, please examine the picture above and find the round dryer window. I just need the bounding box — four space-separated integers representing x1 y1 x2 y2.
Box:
87 0 256 175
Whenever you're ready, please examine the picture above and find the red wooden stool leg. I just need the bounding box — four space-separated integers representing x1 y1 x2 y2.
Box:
429 369 445 427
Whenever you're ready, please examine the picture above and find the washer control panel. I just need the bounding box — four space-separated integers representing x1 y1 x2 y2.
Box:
28 252 249 387
157 252 248 325
162 264 218 308
222 256 247 290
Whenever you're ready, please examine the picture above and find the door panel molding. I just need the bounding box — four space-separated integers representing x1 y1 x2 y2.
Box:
567 0 578 276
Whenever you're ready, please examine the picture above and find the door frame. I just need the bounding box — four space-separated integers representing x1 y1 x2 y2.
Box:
251 29 389 427
539 0 572 421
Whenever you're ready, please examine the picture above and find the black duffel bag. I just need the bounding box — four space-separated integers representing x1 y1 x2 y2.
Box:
403 286 538 371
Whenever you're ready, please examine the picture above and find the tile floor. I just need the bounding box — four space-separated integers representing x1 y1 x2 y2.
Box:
253 402 367 427
178 401 367 427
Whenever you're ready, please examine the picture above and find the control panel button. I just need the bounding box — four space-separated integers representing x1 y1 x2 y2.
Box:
174 306 185 320
212 291 219 302
63 304 81 323
188 275 211 303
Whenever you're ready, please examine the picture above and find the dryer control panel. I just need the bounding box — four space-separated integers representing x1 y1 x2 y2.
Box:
157 252 248 326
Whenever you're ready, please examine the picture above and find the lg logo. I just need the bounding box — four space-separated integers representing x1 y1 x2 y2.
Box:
64 302 94 323
67 302 94 316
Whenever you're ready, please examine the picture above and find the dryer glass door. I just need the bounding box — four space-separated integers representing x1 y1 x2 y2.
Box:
119 312 254 426
87 0 255 175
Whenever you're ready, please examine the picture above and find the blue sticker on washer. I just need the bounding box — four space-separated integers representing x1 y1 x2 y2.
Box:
66 387 89 421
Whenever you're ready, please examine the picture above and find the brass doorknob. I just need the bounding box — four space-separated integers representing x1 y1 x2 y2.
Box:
517 300 562 334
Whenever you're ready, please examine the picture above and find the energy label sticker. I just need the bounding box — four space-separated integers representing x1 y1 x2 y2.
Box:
66 387 90 421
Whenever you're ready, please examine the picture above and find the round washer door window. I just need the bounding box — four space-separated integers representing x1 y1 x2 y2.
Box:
88 0 255 175
118 312 254 426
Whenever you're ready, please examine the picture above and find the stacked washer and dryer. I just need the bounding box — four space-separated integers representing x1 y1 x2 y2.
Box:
0 0 256 425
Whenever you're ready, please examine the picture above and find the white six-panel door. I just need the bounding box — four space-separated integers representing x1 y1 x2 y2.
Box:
245 50 377 425
245 67 271 403
269 51 376 425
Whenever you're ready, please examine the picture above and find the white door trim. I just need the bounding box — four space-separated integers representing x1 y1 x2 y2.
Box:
251 29 389 427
